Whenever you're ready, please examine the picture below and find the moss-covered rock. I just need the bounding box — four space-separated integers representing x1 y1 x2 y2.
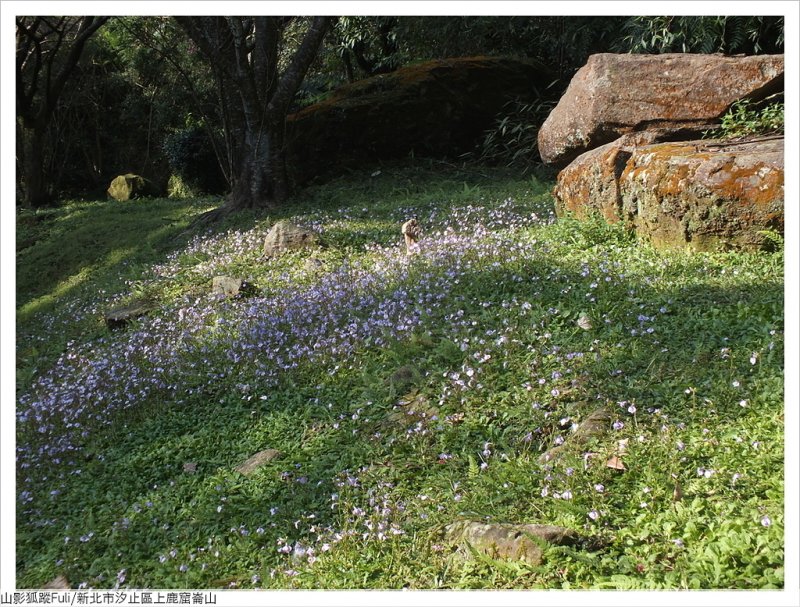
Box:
554 136 783 252
107 174 155 201
285 56 553 185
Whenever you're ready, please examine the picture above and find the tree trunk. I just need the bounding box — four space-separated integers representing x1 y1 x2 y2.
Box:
226 123 288 210
177 16 330 214
19 123 50 207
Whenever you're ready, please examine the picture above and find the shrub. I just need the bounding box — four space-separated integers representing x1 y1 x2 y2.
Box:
704 97 784 141
166 174 199 199
469 98 556 172
717 99 783 139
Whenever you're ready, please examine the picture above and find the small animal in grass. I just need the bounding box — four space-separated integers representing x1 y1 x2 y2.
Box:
401 217 421 255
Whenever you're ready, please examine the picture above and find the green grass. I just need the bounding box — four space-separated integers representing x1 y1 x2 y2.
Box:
15 163 784 590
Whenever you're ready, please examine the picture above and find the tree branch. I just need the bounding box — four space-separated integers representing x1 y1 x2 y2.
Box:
44 17 109 123
266 16 330 121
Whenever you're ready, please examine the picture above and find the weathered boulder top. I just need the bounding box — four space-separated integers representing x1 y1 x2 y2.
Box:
262 219 319 257
289 56 551 117
538 52 784 168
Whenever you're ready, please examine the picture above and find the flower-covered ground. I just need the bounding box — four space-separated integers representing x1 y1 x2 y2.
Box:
16 165 784 589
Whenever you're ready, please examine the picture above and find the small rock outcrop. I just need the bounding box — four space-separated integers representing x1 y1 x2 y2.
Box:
445 521 579 565
538 53 783 169
234 449 282 476
263 221 319 257
107 174 155 201
104 299 154 330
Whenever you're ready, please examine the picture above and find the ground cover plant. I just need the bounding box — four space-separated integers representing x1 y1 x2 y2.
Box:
16 164 783 590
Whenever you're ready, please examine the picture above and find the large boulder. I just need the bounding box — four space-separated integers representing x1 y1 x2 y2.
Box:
554 135 784 251
107 174 156 201
553 131 669 223
538 53 784 168
285 56 553 185
621 137 784 251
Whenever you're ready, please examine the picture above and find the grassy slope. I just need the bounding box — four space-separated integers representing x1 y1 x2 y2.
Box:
16 164 784 590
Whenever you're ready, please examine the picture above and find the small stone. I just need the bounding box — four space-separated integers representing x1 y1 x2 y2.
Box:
183 462 197 474
234 449 282 476
104 299 154 330
263 220 318 257
42 575 70 589
606 455 626 470
211 276 243 297
303 257 324 273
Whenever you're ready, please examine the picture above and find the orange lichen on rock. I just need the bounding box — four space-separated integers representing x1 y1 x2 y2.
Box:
553 131 675 223
619 138 783 251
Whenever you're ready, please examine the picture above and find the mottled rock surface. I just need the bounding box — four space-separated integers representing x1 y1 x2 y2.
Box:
553 131 666 223
621 137 784 251
445 521 579 565
104 299 154 330
107 174 155 201
554 134 784 251
211 276 245 297
234 449 282 476
263 221 319 257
